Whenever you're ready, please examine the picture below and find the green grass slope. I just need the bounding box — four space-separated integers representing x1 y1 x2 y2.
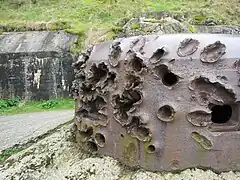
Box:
1 0 240 35
0 98 74 115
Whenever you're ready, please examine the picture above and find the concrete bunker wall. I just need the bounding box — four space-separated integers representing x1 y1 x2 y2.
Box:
0 31 77 100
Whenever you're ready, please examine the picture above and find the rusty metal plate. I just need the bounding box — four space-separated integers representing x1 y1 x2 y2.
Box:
72 34 240 172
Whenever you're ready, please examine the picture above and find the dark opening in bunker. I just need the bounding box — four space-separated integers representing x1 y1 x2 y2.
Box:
211 105 232 124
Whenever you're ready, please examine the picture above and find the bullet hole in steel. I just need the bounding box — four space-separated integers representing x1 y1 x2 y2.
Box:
200 41 226 63
157 105 175 122
196 91 209 105
191 132 212 150
81 83 93 93
136 127 150 137
130 56 144 72
233 60 240 72
125 73 142 90
163 72 179 86
150 48 166 63
187 110 211 127
77 126 94 142
95 133 106 147
126 116 151 142
107 72 116 84
147 145 156 153
190 77 236 104
86 141 98 152
78 109 88 117
112 90 142 125
109 41 122 67
89 96 106 113
132 126 150 141
177 38 200 57
77 95 107 124
79 127 93 139
130 37 146 54
89 63 108 84
211 104 232 124
153 64 179 86
101 71 117 90
129 116 141 126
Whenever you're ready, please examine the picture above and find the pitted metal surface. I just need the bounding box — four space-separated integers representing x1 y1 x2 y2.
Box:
72 34 240 172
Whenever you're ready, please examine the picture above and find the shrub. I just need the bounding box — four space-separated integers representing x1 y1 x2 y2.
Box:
40 100 60 109
0 98 21 110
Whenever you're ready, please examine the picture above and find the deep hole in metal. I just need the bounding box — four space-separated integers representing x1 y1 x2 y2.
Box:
147 145 156 153
157 105 175 122
89 63 108 83
86 141 98 152
130 56 143 72
163 72 178 86
95 133 105 146
150 48 166 63
161 106 172 118
211 105 232 123
153 64 178 86
79 127 94 138
154 49 165 58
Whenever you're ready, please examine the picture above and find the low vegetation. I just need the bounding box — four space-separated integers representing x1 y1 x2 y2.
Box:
0 98 74 115
0 0 239 52
0 147 24 163
1 0 240 35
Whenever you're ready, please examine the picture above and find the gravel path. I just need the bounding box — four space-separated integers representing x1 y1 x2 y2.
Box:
0 110 74 151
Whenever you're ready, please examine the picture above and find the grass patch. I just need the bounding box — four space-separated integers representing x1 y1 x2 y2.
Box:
0 97 21 109
0 147 24 163
0 0 150 35
0 98 74 115
1 0 240 50
0 0 238 34
0 0 240 29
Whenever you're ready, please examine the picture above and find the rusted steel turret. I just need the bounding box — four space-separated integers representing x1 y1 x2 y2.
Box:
72 34 240 172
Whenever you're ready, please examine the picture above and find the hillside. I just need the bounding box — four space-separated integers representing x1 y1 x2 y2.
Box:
1 0 240 36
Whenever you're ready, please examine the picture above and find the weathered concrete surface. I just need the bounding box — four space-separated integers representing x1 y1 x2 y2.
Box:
0 31 77 100
0 110 74 151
